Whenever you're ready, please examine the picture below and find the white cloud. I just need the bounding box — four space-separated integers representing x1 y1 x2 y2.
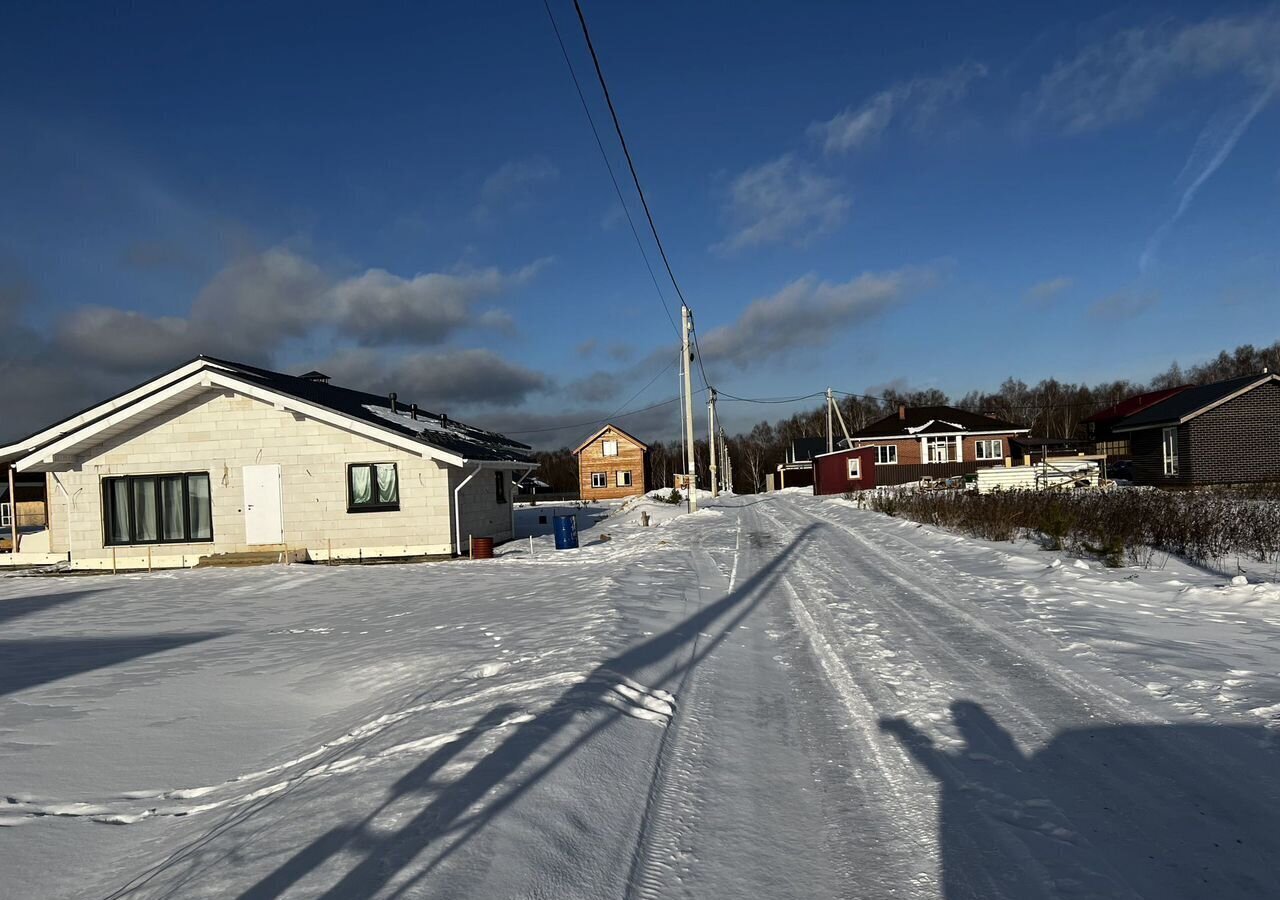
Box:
473 157 560 223
1028 13 1280 134
698 266 935 367
809 62 987 154
712 154 850 254
1024 276 1073 305
1089 290 1157 320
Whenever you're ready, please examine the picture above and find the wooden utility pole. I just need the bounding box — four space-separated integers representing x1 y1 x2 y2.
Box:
721 428 732 494
826 387 834 454
682 305 698 513
708 388 719 498
830 391 853 449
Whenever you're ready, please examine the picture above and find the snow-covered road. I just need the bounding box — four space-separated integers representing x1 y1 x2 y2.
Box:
3 492 1279 898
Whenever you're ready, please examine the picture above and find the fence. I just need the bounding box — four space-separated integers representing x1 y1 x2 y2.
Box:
874 462 978 486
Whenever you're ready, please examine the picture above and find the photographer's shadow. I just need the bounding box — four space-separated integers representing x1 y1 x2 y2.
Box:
882 701 1280 899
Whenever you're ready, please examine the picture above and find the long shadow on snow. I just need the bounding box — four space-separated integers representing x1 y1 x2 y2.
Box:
0 633 225 697
0 588 102 626
883 701 1280 899
239 525 816 900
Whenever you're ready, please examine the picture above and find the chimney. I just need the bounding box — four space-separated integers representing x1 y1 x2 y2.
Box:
388 392 398 415
898 404 907 421
410 403 419 421
440 413 449 429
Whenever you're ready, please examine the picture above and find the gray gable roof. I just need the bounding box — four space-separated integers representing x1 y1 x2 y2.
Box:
1113 373 1278 432
201 357 535 463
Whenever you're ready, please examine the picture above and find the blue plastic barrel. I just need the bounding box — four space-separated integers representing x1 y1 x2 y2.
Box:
552 514 579 550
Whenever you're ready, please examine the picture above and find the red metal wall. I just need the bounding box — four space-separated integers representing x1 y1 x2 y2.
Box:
813 447 877 494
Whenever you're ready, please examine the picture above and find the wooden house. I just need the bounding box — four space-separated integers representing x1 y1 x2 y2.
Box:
572 424 648 500
1111 372 1280 486
845 405 1029 486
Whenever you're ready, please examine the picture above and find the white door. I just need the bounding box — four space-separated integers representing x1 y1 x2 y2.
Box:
243 464 283 544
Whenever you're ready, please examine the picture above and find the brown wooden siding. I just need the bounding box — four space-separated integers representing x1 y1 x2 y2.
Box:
875 462 979 486
576 426 647 500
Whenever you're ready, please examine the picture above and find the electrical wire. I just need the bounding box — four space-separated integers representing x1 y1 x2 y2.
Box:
505 387 708 437
542 0 679 338
572 0 691 314
716 389 827 405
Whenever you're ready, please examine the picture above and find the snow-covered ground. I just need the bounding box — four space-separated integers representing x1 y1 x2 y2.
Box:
2 492 1279 898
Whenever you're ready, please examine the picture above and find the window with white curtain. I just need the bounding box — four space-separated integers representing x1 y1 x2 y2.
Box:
348 463 399 512
1162 427 1179 476
102 473 212 545
616 470 633 487
602 440 618 457
847 457 861 479
975 439 1003 460
924 435 961 463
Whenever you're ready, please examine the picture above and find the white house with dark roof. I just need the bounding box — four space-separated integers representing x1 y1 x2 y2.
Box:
0 357 535 569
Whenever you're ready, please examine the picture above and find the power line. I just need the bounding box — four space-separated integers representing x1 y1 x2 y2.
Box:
541 0 678 338
505 387 707 437
571 0 691 313
607 355 677 419
717 390 827 405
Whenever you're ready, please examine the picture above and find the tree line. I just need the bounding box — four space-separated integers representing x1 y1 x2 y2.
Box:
533 339 1280 495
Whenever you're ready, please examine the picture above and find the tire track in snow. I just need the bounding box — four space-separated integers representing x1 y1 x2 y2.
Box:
625 515 740 900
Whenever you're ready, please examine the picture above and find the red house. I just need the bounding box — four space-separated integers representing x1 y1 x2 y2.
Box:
813 447 877 495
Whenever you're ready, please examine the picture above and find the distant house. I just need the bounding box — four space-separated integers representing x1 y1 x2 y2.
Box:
1111 372 1280 486
845 405 1030 486
1082 386 1190 458
775 436 825 489
572 424 647 500
812 447 877 495
0 357 535 569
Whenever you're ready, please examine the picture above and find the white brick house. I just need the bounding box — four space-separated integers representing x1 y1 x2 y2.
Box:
0 357 535 570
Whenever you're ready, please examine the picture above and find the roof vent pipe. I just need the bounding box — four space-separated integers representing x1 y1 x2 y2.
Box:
898 404 907 421
410 403 419 421
389 392 398 415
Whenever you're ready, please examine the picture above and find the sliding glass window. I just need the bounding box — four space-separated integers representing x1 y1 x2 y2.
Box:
103 473 213 545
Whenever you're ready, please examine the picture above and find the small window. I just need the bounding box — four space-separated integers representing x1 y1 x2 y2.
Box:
102 472 212 545
495 471 507 504
602 440 619 457
591 472 607 489
616 470 633 487
875 445 897 465
348 463 399 512
975 439 1003 460
1162 427 1179 476
847 457 861 479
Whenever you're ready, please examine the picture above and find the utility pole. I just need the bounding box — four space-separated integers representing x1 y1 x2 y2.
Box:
682 305 698 513
826 386 834 454
708 388 719 498
721 428 732 494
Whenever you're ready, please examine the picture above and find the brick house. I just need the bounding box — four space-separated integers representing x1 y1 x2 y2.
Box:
845 405 1030 486
1111 372 1280 486
572 423 647 500
0 356 535 569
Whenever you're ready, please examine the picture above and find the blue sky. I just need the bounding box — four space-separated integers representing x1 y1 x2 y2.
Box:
2 1 1279 446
